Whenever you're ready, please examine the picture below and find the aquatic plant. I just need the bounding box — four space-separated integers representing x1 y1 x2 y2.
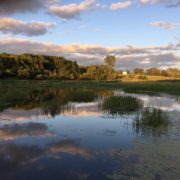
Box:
102 96 143 114
134 108 169 129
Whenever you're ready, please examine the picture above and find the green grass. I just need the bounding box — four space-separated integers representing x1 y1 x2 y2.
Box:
67 90 97 102
120 81 180 95
1 79 180 95
134 108 169 128
101 96 143 114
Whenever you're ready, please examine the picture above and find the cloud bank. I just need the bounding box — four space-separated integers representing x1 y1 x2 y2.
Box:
0 37 179 70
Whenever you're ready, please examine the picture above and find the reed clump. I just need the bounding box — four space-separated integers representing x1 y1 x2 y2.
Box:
134 108 169 128
102 96 143 114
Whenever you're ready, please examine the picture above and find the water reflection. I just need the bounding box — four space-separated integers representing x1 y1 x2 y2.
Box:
0 142 44 180
175 96 180 104
49 138 93 160
0 85 179 179
0 122 54 140
108 138 180 180
62 102 100 117
0 108 42 121
0 87 101 118
125 93 180 111
133 124 169 137
1 87 180 118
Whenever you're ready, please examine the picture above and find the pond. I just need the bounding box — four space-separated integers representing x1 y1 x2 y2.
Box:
0 84 180 180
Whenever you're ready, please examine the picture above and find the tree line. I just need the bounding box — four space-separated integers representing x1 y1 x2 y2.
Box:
0 53 116 80
134 68 180 78
0 53 180 80
0 53 80 79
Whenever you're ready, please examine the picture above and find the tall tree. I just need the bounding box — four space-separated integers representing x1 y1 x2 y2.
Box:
104 55 116 69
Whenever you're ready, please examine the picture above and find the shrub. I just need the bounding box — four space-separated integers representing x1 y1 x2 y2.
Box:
137 75 148 80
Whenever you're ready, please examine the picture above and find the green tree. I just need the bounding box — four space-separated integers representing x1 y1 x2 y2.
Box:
0 53 80 80
146 67 161 76
166 68 180 78
134 68 144 75
104 55 116 69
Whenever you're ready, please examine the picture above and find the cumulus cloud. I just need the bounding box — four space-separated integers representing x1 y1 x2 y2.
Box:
49 0 96 20
0 0 55 15
0 17 56 36
150 21 177 30
110 0 132 10
0 37 179 70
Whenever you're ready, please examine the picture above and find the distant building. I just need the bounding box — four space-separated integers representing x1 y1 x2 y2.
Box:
122 71 128 75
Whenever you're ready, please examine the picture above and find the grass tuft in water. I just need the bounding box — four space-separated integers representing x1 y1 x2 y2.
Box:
68 90 97 102
134 108 169 129
102 96 143 114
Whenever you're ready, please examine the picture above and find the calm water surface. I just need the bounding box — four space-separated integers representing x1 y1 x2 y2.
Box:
0 86 180 180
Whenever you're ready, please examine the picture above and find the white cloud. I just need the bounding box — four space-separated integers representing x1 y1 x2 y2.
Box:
0 17 56 36
49 0 96 20
110 1 132 10
150 21 177 30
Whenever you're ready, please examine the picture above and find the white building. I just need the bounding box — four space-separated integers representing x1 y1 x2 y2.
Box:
122 71 128 75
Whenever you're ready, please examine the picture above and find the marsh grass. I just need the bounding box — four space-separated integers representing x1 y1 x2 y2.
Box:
134 108 169 129
68 90 97 102
102 96 143 114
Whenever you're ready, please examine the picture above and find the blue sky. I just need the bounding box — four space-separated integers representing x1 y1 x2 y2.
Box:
0 0 179 69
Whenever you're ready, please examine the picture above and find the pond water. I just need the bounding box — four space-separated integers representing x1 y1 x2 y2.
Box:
0 85 180 180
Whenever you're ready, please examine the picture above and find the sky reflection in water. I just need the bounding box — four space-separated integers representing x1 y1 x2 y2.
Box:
0 87 180 180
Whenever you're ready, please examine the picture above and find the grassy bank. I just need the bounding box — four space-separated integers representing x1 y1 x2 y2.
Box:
0 79 180 95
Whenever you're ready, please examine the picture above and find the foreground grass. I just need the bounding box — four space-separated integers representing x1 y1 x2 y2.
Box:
102 96 143 114
0 79 180 95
